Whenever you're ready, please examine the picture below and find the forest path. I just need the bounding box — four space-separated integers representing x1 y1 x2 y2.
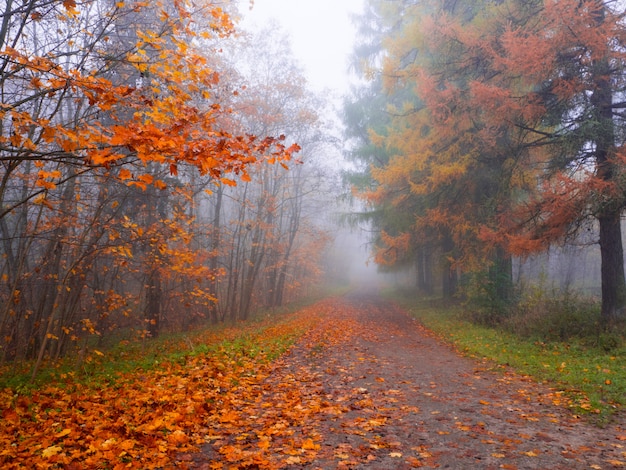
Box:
189 289 626 469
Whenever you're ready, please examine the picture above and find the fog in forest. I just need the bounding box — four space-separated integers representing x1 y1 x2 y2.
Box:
1 0 624 371
5 2 626 467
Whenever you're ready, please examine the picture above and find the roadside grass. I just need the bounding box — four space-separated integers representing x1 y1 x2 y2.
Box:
0 295 327 393
390 292 626 425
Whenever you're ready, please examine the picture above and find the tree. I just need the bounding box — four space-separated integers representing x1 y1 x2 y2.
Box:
347 0 626 324
0 0 299 368
489 0 626 323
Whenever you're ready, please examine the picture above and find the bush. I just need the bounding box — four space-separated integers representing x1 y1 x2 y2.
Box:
461 269 517 325
502 290 618 344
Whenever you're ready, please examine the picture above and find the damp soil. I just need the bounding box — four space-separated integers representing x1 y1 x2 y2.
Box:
185 290 626 469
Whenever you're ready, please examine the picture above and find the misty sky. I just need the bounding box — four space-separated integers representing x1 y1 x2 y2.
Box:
238 0 364 94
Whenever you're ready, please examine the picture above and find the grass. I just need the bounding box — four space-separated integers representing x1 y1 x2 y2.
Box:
0 296 322 394
390 291 626 425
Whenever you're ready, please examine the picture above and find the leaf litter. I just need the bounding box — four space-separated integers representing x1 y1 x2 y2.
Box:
2 292 626 469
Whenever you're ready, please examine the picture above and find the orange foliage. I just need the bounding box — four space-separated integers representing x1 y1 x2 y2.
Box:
0 299 338 469
0 1 297 193
374 231 411 266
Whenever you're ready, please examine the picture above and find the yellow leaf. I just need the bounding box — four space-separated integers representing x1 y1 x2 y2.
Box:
42 445 63 458
390 452 403 458
606 460 626 467
56 428 71 438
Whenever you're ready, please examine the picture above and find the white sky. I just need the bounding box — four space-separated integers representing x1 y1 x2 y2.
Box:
238 0 364 95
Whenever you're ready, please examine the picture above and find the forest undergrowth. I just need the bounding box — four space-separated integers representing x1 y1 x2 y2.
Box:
0 297 337 469
2 290 626 469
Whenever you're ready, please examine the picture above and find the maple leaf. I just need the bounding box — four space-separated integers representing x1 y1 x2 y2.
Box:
301 438 320 450
56 429 71 438
118 169 132 180
42 445 63 458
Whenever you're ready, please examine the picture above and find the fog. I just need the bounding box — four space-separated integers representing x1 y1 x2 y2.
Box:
1 0 617 369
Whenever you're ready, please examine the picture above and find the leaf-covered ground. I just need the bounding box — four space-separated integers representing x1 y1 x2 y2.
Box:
3 291 626 468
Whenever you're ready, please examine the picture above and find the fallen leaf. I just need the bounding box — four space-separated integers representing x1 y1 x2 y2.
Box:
42 445 63 458
302 438 320 450
56 428 71 438
606 460 625 467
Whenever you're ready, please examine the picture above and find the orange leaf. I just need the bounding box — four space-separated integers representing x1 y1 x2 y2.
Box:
138 173 153 184
301 438 320 450
56 428 71 438
62 0 77 11
118 169 132 180
167 430 189 445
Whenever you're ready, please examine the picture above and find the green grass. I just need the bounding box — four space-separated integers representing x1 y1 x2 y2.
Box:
391 293 625 425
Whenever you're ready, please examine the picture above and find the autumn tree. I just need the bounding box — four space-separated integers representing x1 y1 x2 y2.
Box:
342 0 440 295
485 0 626 323
346 0 626 325
374 0 525 309
201 24 332 321
0 0 298 368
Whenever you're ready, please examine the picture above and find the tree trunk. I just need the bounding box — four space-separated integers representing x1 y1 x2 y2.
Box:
441 234 457 299
590 4 625 323
208 186 223 323
599 212 625 323
491 246 513 306
145 268 161 338
416 246 434 295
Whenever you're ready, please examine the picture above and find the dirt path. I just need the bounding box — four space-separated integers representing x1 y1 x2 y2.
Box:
188 291 626 469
